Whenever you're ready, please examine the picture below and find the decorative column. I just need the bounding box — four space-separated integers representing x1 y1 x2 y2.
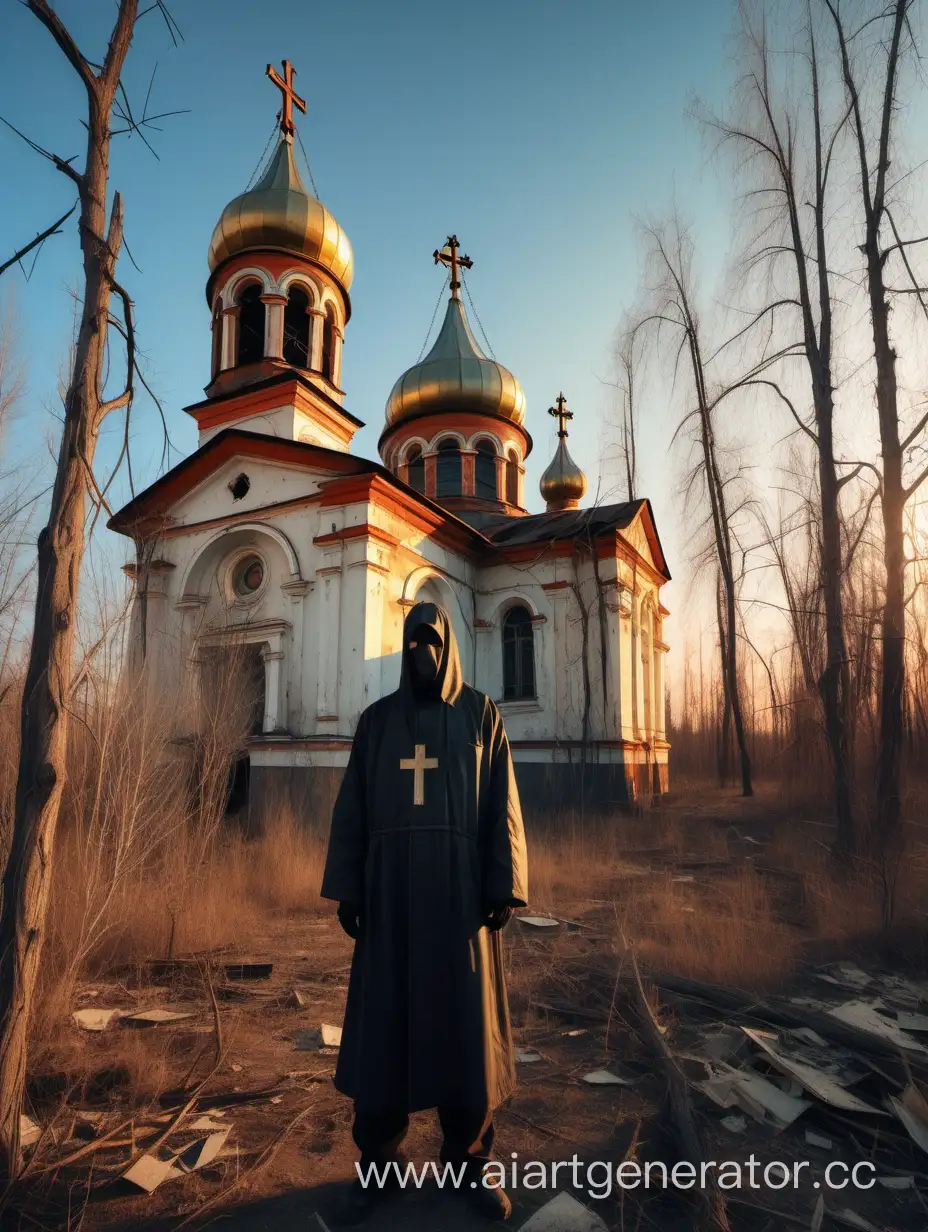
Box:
315 564 342 728
282 579 312 733
220 305 239 371
331 325 345 388
494 454 507 502
309 307 325 370
261 293 287 359
423 451 438 499
461 449 477 496
261 642 285 733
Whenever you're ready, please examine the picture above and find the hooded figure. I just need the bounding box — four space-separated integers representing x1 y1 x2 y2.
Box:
321 601 528 1224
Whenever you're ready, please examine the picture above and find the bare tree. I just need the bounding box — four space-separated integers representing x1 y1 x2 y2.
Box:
643 219 754 797
700 1 859 853
615 322 643 502
823 0 925 851
0 0 177 1179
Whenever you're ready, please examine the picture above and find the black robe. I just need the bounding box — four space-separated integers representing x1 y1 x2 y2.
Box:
321 601 528 1113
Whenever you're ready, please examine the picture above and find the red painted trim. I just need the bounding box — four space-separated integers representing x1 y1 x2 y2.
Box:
314 522 401 549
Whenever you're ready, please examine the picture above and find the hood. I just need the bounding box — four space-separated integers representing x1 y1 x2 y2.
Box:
399 601 464 705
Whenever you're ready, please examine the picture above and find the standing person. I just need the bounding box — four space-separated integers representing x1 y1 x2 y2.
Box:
321 601 528 1225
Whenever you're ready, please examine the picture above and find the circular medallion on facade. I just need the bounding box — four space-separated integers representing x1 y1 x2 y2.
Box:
232 555 265 598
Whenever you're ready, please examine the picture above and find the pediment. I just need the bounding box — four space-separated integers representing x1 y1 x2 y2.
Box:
169 455 332 526
618 501 670 581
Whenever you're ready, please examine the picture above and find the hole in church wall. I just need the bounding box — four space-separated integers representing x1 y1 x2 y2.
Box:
229 473 251 501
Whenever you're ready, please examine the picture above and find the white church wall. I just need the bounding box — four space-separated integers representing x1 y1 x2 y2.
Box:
169 456 330 526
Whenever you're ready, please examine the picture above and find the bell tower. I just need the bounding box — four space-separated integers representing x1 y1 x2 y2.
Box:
184 60 363 453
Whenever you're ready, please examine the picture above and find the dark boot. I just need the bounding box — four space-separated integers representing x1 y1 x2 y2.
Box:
334 1170 399 1226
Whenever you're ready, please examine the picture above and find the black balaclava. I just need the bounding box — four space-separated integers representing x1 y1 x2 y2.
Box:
407 623 443 702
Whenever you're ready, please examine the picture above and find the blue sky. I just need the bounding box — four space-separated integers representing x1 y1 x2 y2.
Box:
1 0 737 609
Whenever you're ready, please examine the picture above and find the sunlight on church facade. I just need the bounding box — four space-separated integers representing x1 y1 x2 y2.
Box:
110 61 672 812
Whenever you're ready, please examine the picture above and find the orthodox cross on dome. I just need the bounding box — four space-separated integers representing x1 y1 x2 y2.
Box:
549 392 573 438
434 235 473 300
399 743 439 806
266 59 306 137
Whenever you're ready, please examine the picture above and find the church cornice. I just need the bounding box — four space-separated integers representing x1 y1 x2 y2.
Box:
185 370 364 435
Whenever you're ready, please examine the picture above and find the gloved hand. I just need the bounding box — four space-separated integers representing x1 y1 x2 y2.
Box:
337 901 362 940
483 903 513 932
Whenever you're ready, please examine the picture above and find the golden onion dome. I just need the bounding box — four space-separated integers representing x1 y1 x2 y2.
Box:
385 295 525 428
208 136 353 291
540 437 587 511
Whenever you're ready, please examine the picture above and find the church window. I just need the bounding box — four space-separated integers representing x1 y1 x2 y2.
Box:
436 438 462 497
474 440 497 500
505 449 519 505
232 554 265 599
502 605 536 701
282 286 311 367
321 304 338 383
235 283 265 366
406 445 425 493
228 473 250 501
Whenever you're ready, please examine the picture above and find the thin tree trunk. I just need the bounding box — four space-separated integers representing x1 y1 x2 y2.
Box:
826 0 910 852
0 0 137 1180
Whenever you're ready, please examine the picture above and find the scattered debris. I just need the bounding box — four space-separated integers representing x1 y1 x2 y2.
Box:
20 1115 41 1148
225 961 273 981
72 1008 122 1031
516 1049 542 1063
517 1191 610 1232
582 1069 632 1085
720 1114 746 1133
878 1175 914 1189
294 1023 342 1052
894 1011 928 1033
516 916 561 929
288 988 310 1008
174 1128 230 1173
805 1130 833 1149
888 1084 928 1156
727 1069 811 1130
122 1009 195 1027
122 1154 182 1193
828 1000 928 1054
816 963 872 991
188 1116 228 1132
741 1027 884 1115
564 1028 587 1038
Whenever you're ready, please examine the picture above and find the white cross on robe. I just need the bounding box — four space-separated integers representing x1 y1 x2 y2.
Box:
399 743 439 806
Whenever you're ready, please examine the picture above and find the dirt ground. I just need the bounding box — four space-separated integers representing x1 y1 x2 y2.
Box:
19 785 928 1231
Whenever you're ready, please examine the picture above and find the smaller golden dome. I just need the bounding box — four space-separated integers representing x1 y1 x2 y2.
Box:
386 295 525 428
208 137 353 291
540 394 587 510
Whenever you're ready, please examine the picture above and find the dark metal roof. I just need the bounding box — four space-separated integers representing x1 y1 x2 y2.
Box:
480 498 671 579
482 500 642 545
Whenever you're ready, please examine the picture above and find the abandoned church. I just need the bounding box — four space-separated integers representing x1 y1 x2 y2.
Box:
109 62 672 811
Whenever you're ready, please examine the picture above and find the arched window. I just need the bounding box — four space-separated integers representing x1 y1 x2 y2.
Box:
406 445 425 494
506 449 520 505
436 438 462 497
321 304 338 383
474 440 498 500
235 283 265 367
282 286 311 367
502 605 536 701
